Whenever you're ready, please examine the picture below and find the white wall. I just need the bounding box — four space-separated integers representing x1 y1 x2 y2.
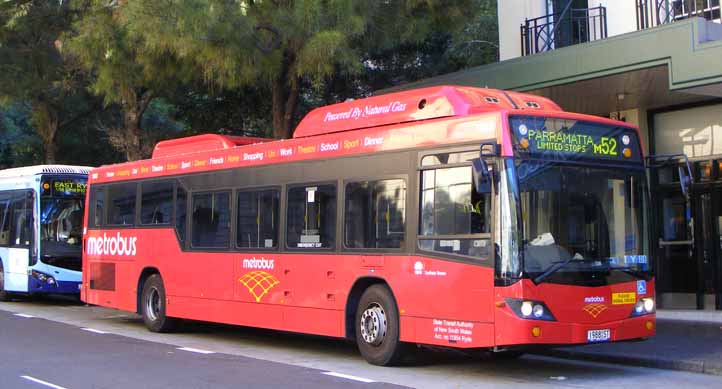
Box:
589 0 638 37
498 0 548 61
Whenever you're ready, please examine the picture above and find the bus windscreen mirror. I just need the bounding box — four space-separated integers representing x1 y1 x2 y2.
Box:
472 158 489 192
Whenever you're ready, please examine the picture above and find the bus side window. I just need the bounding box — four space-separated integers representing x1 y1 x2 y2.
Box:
176 185 187 245
108 184 137 226
10 191 33 247
345 179 406 249
191 191 230 248
237 189 279 249
0 193 10 246
287 184 336 249
91 188 105 227
140 181 173 225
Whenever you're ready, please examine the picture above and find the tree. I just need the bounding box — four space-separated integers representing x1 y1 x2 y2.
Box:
119 0 476 139
65 0 192 161
0 0 97 163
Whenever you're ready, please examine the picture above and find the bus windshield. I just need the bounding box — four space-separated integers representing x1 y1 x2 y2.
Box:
517 161 650 283
39 197 84 260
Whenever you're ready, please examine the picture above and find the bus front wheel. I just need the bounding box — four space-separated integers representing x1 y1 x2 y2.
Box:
141 274 178 332
355 284 407 366
0 263 12 302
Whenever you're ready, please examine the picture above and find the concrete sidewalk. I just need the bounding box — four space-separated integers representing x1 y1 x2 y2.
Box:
538 310 722 375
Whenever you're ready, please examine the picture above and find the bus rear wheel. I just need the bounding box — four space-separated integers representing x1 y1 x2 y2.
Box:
0 263 12 302
141 274 178 332
355 284 407 366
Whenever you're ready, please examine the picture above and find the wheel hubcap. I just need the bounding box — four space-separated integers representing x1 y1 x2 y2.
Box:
360 303 387 346
146 287 160 321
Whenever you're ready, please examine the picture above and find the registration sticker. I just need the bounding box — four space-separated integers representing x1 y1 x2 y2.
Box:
587 329 611 343
612 292 636 305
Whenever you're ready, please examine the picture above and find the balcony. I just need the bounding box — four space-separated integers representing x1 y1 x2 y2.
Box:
520 1 721 57
520 5 607 56
637 0 721 29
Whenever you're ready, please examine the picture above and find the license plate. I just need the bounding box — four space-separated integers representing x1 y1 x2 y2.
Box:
587 329 610 343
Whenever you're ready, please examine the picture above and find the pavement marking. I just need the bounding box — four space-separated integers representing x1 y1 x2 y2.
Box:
322 372 375 383
14 313 35 318
80 328 109 334
177 347 216 355
20 375 70 389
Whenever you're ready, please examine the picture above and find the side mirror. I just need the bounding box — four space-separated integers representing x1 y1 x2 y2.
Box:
472 158 490 193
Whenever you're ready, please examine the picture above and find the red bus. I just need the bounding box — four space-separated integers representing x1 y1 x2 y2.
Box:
82 86 655 365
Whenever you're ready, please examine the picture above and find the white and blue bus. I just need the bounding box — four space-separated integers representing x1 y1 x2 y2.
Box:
0 165 90 300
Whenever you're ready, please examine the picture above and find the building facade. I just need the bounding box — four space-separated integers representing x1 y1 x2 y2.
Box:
393 0 722 310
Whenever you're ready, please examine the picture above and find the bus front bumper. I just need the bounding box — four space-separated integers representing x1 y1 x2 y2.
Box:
495 314 656 347
28 275 81 295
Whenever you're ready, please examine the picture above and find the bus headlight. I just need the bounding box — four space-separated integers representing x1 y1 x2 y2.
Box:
631 297 655 317
643 298 655 313
521 301 533 317
505 298 556 321
532 304 545 318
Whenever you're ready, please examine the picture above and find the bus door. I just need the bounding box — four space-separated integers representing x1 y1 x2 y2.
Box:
0 190 35 292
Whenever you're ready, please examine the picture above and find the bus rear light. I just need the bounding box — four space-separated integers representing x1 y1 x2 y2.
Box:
505 298 556 321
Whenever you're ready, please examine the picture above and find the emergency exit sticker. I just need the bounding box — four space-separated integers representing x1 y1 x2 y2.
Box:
612 292 636 305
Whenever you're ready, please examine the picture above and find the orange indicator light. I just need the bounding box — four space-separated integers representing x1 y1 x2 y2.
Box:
520 138 530 149
531 327 541 337
623 148 632 158
646 321 654 330
43 183 50 190
495 301 506 308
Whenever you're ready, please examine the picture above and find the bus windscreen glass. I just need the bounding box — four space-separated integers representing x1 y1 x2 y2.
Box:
509 115 642 164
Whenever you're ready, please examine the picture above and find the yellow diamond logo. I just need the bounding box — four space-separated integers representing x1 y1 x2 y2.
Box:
239 271 280 303
582 303 607 318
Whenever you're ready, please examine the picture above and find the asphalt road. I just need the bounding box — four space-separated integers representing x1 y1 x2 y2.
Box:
1 297 722 389
0 309 404 389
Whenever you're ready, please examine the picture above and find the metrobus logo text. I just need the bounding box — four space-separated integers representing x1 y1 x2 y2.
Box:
86 233 138 256
242 257 274 270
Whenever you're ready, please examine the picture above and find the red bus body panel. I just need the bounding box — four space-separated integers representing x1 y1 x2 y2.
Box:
82 85 653 350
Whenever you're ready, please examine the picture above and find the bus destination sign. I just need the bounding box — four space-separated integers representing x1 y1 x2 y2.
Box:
42 179 87 197
510 115 642 164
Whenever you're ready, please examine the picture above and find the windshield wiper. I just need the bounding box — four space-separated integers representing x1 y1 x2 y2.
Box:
533 257 575 284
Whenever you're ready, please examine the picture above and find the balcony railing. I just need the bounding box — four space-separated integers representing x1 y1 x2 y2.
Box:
637 0 721 30
521 5 607 56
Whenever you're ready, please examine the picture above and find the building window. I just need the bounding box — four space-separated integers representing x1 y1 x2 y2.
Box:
287 184 336 249
237 189 279 249
107 184 137 226
345 179 406 249
191 191 231 248
140 181 173 225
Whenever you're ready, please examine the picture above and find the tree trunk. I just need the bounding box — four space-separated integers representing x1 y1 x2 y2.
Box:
123 107 144 161
120 90 154 161
271 51 299 139
32 100 59 164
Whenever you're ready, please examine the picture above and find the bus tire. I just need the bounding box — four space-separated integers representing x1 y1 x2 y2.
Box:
355 284 407 366
141 274 178 332
0 263 12 302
